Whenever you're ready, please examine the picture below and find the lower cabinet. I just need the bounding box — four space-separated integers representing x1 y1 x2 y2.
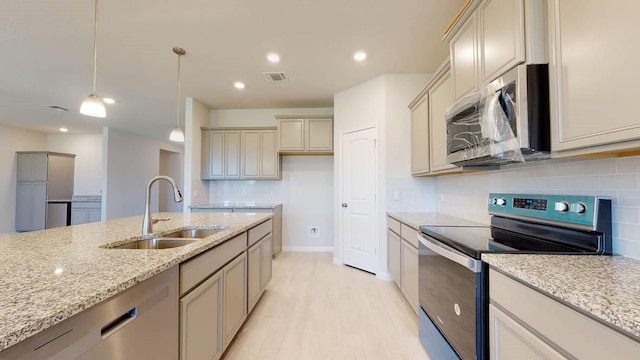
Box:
179 220 273 360
71 201 102 225
222 252 248 349
490 269 640 360
387 229 402 289
248 234 273 312
387 216 419 315
180 270 223 360
400 240 419 314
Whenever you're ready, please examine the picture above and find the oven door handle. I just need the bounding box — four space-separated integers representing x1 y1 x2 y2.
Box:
418 234 482 273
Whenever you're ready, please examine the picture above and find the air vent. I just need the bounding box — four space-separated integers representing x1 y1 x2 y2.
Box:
44 105 69 112
263 72 288 82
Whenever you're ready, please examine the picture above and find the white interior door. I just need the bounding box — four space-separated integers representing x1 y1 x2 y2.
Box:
341 127 377 273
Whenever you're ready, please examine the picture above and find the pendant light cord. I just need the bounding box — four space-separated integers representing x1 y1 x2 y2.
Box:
92 0 99 94
176 52 181 127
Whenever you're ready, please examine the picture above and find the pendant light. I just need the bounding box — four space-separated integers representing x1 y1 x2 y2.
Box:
169 47 186 142
80 0 106 118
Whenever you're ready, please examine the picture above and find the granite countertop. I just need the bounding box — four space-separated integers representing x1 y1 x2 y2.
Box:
0 211 272 352
71 195 102 202
191 202 281 209
482 254 640 340
386 211 488 230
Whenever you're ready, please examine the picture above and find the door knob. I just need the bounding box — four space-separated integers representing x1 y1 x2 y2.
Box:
342 203 348 208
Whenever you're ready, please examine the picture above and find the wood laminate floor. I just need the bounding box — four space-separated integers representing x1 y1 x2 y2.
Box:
221 252 431 360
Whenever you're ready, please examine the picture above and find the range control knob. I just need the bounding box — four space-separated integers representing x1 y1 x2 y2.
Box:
496 198 507 206
570 203 587 214
554 201 569 212
489 198 497 205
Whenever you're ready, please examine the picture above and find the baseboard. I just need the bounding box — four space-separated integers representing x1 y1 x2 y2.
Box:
376 272 393 282
282 246 334 252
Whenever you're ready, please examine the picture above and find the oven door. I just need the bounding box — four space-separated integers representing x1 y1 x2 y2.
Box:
418 233 485 360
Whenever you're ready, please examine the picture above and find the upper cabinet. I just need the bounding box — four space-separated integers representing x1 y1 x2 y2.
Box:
409 60 461 176
448 0 542 101
478 0 525 84
276 116 333 154
202 128 280 180
548 0 640 156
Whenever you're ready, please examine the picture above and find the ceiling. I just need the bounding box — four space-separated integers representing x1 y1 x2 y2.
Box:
0 0 465 141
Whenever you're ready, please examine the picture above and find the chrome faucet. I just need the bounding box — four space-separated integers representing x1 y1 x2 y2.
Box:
142 175 184 235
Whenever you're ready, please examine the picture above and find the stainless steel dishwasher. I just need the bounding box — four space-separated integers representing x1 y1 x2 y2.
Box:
1 266 179 360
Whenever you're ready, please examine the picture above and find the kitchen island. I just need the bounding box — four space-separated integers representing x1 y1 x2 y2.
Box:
0 211 272 354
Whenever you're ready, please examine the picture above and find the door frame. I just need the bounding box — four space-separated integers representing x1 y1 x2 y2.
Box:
337 125 379 273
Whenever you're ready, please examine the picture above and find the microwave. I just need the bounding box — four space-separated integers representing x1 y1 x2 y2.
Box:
445 64 550 167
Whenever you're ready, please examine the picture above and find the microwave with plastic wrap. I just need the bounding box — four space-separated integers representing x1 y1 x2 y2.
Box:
445 64 551 167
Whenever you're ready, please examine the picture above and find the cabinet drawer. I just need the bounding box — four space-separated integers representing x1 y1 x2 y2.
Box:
387 216 401 235
248 219 272 247
401 224 418 249
180 232 247 296
71 201 101 210
490 269 640 359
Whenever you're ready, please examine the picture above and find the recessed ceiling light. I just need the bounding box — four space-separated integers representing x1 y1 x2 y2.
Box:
354 51 367 62
266 52 280 63
103 98 116 104
234 81 246 89
59 127 69 132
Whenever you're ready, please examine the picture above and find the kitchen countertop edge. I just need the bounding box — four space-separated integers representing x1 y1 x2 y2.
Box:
482 254 640 341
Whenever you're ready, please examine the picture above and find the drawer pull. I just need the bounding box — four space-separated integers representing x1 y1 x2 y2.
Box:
101 308 137 339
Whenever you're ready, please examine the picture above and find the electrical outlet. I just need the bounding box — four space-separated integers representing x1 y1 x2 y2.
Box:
309 227 320 238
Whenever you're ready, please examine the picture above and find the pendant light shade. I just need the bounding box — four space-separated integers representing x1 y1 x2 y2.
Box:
170 47 186 143
170 127 185 142
80 0 106 118
80 93 106 118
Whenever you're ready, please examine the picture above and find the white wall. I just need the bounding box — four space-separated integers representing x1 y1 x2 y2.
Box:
208 107 334 251
435 156 640 260
184 98 211 209
210 108 334 127
159 149 184 212
209 156 334 251
47 134 103 195
0 125 47 234
102 127 183 220
333 73 434 278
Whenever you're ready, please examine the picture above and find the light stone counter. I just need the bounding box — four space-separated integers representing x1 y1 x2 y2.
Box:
386 211 487 230
482 254 640 340
0 211 272 352
191 202 282 210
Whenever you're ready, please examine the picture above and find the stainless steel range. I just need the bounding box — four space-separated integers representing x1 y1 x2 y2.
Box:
417 193 612 360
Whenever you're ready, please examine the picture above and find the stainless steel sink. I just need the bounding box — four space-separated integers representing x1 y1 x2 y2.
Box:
159 228 225 239
103 226 228 249
112 238 198 249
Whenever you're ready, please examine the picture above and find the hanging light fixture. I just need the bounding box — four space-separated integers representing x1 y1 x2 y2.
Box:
169 47 186 142
80 0 106 118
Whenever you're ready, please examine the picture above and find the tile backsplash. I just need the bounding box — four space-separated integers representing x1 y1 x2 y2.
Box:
435 156 640 260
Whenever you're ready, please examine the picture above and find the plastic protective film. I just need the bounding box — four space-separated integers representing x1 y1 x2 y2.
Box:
445 80 524 164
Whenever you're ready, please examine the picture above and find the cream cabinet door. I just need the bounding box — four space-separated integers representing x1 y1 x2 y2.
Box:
387 229 401 289
260 130 279 178
479 0 525 84
17 153 48 182
305 118 333 151
224 131 241 178
261 234 272 287
278 119 305 151
489 304 567 360
400 240 419 315
451 13 478 100
411 94 430 175
222 252 247 349
429 67 457 173
549 0 640 154
204 131 225 178
180 270 223 360
247 241 262 312
241 130 260 178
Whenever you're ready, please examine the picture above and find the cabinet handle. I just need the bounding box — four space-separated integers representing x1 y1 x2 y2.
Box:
341 203 348 208
101 308 137 339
